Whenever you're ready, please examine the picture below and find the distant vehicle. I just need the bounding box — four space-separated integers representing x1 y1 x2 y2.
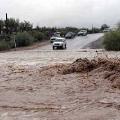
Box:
53 32 61 37
103 28 111 32
52 37 67 50
50 37 59 43
65 32 75 39
78 30 87 36
50 32 62 43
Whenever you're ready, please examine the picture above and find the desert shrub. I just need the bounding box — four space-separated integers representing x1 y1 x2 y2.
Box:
30 31 45 41
103 30 120 51
0 40 10 51
0 34 16 50
42 31 50 40
15 32 34 47
9 38 16 48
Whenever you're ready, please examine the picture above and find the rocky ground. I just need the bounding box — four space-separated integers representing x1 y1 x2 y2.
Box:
0 58 120 120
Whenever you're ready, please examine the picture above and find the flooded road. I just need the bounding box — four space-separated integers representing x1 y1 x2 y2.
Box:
0 33 120 66
0 33 101 65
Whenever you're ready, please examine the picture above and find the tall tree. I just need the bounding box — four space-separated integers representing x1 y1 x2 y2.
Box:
0 20 4 34
7 18 20 33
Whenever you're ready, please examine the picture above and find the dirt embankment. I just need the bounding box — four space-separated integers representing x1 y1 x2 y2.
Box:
8 40 49 52
0 58 120 119
41 58 120 89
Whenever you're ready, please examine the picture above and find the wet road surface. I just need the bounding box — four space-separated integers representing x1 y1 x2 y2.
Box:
35 33 103 51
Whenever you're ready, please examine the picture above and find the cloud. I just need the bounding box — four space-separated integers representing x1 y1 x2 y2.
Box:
0 0 120 27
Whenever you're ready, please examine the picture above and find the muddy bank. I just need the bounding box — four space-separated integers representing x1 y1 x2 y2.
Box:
83 36 104 49
0 58 120 119
0 40 50 53
41 58 120 89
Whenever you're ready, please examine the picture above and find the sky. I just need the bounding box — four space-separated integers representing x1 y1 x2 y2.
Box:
0 0 120 28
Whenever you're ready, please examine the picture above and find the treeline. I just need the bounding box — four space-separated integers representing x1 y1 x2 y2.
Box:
0 18 51 50
0 18 32 34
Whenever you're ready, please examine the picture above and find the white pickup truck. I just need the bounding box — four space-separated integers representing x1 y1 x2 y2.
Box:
52 38 67 50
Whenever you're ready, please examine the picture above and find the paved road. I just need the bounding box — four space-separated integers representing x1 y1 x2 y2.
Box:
34 33 103 51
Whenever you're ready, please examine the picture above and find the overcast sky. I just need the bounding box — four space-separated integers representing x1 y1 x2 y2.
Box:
0 0 120 28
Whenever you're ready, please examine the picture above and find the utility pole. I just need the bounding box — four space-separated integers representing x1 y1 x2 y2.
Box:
92 24 94 33
0 21 1 35
13 33 16 50
5 13 8 34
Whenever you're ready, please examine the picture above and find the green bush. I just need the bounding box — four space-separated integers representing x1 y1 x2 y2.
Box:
15 32 34 47
103 30 120 51
0 40 10 51
30 31 45 41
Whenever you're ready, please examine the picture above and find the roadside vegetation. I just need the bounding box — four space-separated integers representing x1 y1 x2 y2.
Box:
15 32 35 47
0 18 50 50
103 23 120 51
103 30 120 51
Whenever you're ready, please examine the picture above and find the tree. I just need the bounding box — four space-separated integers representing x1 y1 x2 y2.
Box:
23 21 33 31
101 24 109 30
0 20 4 34
7 18 19 33
19 21 33 32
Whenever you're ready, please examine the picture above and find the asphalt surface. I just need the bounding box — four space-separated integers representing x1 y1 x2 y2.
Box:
34 33 104 51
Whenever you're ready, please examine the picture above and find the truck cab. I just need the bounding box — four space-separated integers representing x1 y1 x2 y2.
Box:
52 38 67 50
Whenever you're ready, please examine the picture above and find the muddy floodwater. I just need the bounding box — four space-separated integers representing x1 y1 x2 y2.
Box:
0 33 120 120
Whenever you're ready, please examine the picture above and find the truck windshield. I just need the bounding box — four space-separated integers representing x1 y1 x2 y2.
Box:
55 39 64 42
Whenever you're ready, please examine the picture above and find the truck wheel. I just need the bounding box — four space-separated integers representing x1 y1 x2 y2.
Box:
53 46 55 50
